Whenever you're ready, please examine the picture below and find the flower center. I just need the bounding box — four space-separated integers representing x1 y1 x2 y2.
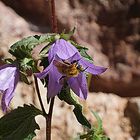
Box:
53 59 84 77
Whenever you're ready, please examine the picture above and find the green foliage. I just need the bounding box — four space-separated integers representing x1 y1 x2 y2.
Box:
60 27 76 40
9 34 56 59
58 86 91 129
19 57 39 73
8 34 58 74
23 133 36 140
0 104 42 140
70 41 93 61
79 111 110 140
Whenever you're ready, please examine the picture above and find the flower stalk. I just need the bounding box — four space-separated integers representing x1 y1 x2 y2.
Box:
33 76 46 115
46 0 57 140
50 0 58 33
34 0 58 139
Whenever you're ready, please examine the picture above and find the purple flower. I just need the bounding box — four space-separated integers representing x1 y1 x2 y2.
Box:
36 39 107 99
0 64 19 112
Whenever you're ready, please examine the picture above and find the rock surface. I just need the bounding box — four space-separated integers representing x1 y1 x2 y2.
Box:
0 1 140 140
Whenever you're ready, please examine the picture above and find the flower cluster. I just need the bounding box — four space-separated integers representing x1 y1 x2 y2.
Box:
0 38 107 112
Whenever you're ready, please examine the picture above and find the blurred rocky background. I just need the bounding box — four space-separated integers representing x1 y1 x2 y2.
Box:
0 0 140 140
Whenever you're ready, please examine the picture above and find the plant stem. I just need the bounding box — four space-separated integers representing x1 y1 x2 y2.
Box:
46 97 55 140
34 76 46 115
45 0 57 140
50 0 58 33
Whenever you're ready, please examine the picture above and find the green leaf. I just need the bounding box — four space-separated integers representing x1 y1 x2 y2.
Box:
80 110 110 140
91 111 103 133
70 41 93 61
60 27 76 40
73 104 91 129
79 48 93 61
23 133 36 140
20 58 34 70
0 104 42 140
9 34 56 59
58 86 91 128
20 57 38 73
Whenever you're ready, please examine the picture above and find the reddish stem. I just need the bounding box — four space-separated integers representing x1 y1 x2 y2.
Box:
50 0 58 33
45 0 57 140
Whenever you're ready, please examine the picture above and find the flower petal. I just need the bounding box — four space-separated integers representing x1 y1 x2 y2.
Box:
79 58 107 75
1 88 14 112
47 66 63 98
0 64 19 112
68 73 88 99
0 65 17 90
48 39 79 61
35 61 53 79
66 52 81 63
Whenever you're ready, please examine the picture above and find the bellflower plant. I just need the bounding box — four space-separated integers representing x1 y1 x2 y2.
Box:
0 1 110 139
0 30 109 140
36 39 107 99
0 64 19 112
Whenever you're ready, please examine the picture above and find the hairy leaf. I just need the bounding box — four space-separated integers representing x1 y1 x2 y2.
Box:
9 34 56 59
0 104 42 140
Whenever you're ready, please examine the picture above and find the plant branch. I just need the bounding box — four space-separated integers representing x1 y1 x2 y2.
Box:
44 0 57 139
46 97 55 140
34 75 46 115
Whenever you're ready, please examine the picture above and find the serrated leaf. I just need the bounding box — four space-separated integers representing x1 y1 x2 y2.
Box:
9 34 56 59
0 104 42 140
58 86 91 128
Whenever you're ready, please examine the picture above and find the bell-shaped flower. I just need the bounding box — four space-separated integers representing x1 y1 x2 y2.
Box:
36 39 107 99
0 64 19 112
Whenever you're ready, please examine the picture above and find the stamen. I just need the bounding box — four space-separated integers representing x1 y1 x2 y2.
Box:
82 67 88 72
